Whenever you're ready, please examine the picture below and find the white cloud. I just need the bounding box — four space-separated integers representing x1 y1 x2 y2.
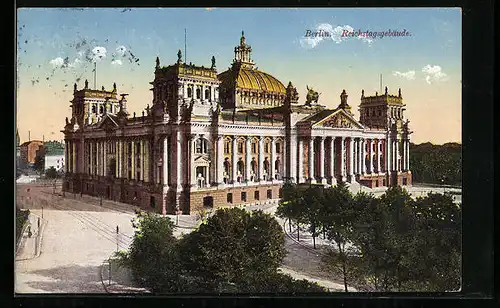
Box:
422 64 448 84
392 70 416 80
116 45 127 57
111 59 123 66
300 23 373 49
91 46 107 62
50 57 64 68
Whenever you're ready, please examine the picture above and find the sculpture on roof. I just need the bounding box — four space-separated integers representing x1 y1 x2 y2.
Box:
211 56 216 69
305 86 320 106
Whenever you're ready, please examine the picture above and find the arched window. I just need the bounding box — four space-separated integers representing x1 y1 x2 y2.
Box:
205 89 210 100
196 88 201 99
195 138 208 154
99 105 104 114
238 140 244 154
92 105 97 113
187 87 192 98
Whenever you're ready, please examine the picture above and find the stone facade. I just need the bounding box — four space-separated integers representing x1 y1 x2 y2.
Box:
62 32 412 214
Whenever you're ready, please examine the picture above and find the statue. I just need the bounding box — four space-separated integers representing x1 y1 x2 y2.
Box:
398 88 402 97
102 86 105 91
73 83 77 92
305 86 320 106
211 55 216 69
146 104 150 115
65 117 69 125
84 79 88 89
113 82 117 92
156 56 160 68
177 49 182 62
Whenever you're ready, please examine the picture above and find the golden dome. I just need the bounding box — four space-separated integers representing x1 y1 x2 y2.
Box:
218 66 286 95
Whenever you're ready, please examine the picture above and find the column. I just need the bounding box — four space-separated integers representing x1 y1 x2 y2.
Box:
357 138 362 175
318 137 325 184
288 133 297 182
308 137 315 183
406 139 410 172
217 135 224 185
176 131 183 190
103 141 107 176
330 137 336 184
72 141 76 174
258 137 264 182
297 138 303 183
386 136 392 173
96 141 100 176
162 137 168 186
144 140 149 182
361 138 366 175
348 137 355 182
271 137 277 180
395 138 400 172
377 140 382 174
233 136 238 183
340 137 346 181
131 139 135 180
367 139 372 174
245 137 251 181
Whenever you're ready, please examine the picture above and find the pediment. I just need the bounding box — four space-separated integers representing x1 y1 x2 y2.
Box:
97 114 119 129
314 109 364 129
193 155 211 164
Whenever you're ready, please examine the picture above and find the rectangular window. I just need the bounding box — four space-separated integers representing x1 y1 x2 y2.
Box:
267 189 272 199
265 143 270 153
254 191 260 200
241 192 247 202
252 143 257 154
238 142 244 154
276 143 281 154
227 193 233 204
224 142 230 154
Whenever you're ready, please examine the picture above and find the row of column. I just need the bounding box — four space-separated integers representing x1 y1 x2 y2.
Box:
80 138 150 182
213 135 284 185
294 136 411 184
183 83 216 102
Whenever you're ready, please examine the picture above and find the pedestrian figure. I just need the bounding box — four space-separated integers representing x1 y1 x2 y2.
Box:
116 225 119 234
27 226 32 238
37 217 40 229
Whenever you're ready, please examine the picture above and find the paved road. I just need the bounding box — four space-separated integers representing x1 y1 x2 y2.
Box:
15 184 136 293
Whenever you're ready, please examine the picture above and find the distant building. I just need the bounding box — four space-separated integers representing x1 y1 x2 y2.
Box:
20 140 44 166
42 141 65 171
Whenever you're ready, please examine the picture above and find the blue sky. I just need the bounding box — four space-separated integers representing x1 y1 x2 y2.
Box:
16 8 461 144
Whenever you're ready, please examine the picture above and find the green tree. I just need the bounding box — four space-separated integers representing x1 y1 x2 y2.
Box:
34 154 45 173
235 270 327 293
320 181 356 292
407 193 461 291
116 211 182 292
45 166 58 179
276 183 308 240
178 208 286 291
302 185 324 249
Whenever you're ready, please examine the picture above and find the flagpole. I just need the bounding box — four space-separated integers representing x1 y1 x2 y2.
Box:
94 62 97 89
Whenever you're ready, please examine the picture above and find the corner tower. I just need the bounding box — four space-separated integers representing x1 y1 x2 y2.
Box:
70 80 120 127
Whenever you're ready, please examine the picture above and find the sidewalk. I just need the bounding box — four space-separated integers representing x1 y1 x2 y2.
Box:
16 212 46 261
